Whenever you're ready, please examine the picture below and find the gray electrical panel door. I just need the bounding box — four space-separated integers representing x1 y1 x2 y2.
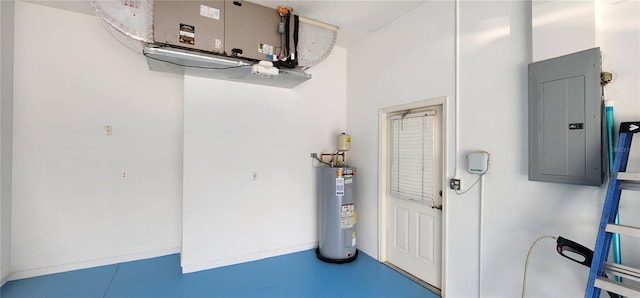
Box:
528 48 604 186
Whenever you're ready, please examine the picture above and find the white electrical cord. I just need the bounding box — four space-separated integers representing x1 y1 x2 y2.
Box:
478 175 486 297
454 174 483 195
455 152 490 195
521 235 557 298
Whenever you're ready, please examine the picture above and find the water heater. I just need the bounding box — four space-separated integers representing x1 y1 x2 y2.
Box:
316 166 358 263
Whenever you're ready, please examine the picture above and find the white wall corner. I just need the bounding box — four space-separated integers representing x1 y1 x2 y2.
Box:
0 265 10 286
0 0 15 287
9 246 181 281
11 1 183 281
594 0 604 48
181 242 317 274
532 0 598 61
181 48 346 276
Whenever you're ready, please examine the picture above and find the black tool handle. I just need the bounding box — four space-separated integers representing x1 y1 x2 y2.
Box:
556 237 619 298
556 236 593 267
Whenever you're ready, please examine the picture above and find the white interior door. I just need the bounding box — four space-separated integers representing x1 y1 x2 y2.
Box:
388 197 442 287
385 108 443 289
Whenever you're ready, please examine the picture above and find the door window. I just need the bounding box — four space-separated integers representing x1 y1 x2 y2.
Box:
390 110 438 206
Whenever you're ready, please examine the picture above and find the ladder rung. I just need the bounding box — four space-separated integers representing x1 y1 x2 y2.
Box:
620 181 640 191
594 277 640 297
606 224 640 237
604 262 640 283
616 173 640 190
617 172 640 183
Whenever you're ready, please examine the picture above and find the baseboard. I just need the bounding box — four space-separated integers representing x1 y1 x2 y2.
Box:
181 241 318 274
8 246 181 281
1 265 10 287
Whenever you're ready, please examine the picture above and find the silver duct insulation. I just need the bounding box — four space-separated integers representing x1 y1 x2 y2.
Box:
89 0 154 43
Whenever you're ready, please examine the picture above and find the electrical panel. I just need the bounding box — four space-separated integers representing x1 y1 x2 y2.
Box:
154 0 225 54
224 0 281 61
528 47 604 186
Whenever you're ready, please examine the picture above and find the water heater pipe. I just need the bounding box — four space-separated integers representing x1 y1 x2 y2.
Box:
319 152 346 166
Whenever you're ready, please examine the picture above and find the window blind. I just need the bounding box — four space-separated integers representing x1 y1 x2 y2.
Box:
390 111 436 205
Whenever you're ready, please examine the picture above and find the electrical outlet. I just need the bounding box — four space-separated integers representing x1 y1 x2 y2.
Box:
121 170 128 180
310 153 317 159
601 71 613 85
104 125 112 136
449 178 461 190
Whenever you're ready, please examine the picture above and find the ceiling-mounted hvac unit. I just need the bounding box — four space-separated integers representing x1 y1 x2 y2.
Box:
88 0 338 89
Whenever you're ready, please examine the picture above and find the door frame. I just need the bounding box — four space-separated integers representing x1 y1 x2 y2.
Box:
378 96 449 295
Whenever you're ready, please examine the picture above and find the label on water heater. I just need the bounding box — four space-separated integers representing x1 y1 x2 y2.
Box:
341 204 355 217
341 204 355 229
336 178 345 196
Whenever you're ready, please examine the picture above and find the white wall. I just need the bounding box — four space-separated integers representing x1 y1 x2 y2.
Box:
346 0 455 270
0 0 15 285
532 0 598 61
4 1 638 294
181 47 347 273
10 0 347 281
600 0 640 269
348 1 640 297
11 1 184 279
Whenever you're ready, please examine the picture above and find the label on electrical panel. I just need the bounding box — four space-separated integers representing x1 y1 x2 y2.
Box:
200 5 220 20
569 123 584 130
336 178 344 196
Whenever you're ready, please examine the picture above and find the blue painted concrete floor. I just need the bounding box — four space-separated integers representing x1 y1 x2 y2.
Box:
1 249 439 298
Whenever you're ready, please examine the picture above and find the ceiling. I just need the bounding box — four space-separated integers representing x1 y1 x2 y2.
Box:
24 0 427 47
250 1 427 47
